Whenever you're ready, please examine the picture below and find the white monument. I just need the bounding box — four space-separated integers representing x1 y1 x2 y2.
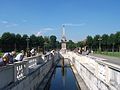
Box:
61 25 67 53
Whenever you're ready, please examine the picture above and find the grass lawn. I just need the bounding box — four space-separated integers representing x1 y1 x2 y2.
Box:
0 52 4 57
95 51 120 57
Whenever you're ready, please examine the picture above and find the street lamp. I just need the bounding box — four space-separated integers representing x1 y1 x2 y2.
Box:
98 37 102 52
14 35 16 51
14 43 16 51
26 37 29 51
44 42 47 54
37 46 40 53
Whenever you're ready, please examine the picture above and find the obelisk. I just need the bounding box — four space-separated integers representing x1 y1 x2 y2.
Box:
61 25 67 53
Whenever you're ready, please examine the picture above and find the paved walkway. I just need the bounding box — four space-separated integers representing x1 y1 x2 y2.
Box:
89 53 120 66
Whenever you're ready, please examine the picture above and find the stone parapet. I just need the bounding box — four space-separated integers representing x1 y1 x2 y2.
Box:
0 51 60 90
64 51 120 90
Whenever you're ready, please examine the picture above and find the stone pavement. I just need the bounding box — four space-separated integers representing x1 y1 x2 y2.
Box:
89 53 120 66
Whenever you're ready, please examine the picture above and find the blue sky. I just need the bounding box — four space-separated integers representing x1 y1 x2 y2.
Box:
0 0 120 41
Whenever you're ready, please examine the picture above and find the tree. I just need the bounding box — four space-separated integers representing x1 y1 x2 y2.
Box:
30 34 37 48
56 41 61 49
92 35 101 51
21 34 29 51
77 41 84 48
50 35 57 49
1 32 15 52
37 36 44 52
15 34 22 51
43 36 50 51
101 34 109 51
115 32 120 52
67 40 76 50
0 32 60 52
37 36 44 48
109 34 116 52
86 36 93 50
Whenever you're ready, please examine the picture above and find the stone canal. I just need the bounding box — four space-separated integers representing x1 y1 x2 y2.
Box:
45 59 80 90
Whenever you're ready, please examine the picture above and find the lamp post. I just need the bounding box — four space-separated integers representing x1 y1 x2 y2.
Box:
14 35 16 51
44 42 47 54
98 37 102 52
14 43 16 51
37 46 40 53
26 37 29 51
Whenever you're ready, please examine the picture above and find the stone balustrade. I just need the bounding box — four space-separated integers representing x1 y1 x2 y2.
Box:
14 61 28 82
64 51 120 90
0 51 59 90
0 64 14 89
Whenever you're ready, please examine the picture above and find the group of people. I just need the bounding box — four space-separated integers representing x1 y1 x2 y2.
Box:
26 48 37 57
0 50 25 66
0 48 38 66
77 48 91 55
78 48 83 54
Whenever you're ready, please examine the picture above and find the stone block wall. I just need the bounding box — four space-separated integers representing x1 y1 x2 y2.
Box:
65 51 120 90
0 51 60 90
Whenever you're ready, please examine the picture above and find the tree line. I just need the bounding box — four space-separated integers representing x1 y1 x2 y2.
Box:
0 32 60 52
1 31 120 52
66 31 120 52
86 32 120 52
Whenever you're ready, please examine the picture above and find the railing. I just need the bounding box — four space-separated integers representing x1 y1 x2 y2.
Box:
86 55 120 88
0 65 14 89
0 52 57 89
66 51 120 90
14 60 30 81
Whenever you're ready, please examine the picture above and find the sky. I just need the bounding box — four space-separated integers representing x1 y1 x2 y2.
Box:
0 0 120 41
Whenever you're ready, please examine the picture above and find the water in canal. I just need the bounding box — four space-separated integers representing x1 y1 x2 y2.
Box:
45 59 80 90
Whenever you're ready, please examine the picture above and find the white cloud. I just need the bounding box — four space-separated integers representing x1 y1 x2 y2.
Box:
36 31 42 36
1 20 8 24
62 23 86 26
0 20 18 28
41 27 54 31
6 23 18 28
35 27 54 36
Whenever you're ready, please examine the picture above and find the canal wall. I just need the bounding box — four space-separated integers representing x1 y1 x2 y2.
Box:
61 51 120 90
0 52 60 90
